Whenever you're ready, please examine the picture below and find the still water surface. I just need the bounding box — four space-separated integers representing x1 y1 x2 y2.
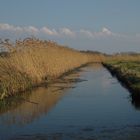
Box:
0 63 140 140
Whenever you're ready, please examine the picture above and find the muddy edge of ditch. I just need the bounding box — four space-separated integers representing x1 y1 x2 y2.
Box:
103 63 140 100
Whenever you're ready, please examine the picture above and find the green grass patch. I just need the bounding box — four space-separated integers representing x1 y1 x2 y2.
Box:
104 60 140 93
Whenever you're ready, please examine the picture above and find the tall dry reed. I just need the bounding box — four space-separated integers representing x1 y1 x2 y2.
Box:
0 38 104 99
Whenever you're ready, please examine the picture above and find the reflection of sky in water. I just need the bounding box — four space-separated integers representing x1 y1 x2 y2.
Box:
0 63 140 140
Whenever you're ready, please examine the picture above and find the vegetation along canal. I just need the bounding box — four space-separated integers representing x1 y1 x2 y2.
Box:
0 63 140 140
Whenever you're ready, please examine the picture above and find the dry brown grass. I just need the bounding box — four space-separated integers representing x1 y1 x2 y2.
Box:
0 38 104 99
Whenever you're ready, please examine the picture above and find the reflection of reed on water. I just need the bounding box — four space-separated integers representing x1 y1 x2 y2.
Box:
0 70 85 126
88 63 103 70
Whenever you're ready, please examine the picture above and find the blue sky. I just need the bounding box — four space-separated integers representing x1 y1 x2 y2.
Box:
0 0 140 53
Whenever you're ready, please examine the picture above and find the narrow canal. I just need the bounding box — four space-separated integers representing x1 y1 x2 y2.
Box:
0 63 140 140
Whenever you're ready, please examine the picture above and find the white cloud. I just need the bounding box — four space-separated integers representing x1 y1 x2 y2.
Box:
0 23 136 41
101 27 112 35
0 23 39 35
79 27 114 39
0 23 76 38
78 27 129 39
24 26 39 34
60 28 75 37
0 23 13 30
80 29 94 38
41 27 58 36
0 23 23 32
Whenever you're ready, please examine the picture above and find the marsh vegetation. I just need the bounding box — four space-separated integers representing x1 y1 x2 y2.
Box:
0 38 105 99
104 54 140 94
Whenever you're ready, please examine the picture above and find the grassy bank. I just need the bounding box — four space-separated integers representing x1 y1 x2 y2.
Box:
103 60 140 95
0 38 105 99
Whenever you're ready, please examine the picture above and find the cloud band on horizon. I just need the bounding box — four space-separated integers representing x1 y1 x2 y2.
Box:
0 23 127 39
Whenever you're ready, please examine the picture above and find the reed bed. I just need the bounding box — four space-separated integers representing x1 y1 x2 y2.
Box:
0 38 104 99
